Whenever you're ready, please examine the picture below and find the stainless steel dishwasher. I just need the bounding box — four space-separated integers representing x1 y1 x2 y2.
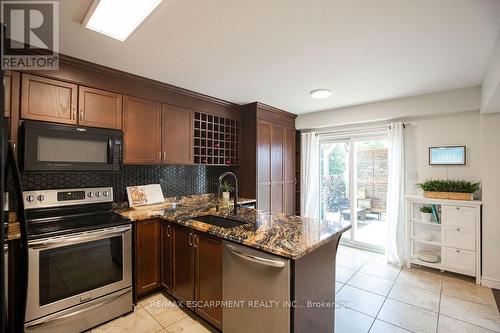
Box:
223 241 290 333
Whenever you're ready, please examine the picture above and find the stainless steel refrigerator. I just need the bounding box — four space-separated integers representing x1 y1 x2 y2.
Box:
1 41 29 333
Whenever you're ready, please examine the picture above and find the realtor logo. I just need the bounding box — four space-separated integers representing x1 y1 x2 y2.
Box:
1 0 59 70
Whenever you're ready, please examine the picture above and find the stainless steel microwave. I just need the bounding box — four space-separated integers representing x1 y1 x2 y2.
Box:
20 121 123 172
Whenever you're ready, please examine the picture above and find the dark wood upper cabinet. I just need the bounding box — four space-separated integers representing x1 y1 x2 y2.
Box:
161 223 173 292
21 74 77 125
172 225 195 304
284 127 296 215
123 95 162 164
195 234 223 330
135 219 161 297
4 72 11 117
161 104 193 164
241 103 296 214
78 86 122 129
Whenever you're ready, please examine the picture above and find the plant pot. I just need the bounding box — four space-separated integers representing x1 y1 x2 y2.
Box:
423 191 473 201
420 212 432 223
222 192 230 200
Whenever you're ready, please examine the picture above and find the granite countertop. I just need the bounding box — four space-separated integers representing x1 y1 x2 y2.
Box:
116 195 351 259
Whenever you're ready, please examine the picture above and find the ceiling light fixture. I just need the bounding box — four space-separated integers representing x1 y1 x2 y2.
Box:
83 0 162 41
310 89 332 99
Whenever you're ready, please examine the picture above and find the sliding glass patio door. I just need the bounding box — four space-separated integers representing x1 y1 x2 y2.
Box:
320 136 388 251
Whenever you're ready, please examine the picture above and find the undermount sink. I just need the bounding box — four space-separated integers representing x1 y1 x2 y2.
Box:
192 215 246 229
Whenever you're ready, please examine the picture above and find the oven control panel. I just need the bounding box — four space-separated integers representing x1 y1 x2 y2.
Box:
24 187 113 209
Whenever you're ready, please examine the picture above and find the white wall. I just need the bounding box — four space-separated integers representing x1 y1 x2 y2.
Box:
296 86 480 130
479 113 500 288
404 112 482 195
481 28 500 114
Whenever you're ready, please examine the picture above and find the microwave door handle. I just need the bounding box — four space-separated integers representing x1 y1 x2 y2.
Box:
107 138 114 165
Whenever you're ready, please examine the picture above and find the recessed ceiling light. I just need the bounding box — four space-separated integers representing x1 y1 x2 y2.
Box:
83 0 162 41
310 89 332 99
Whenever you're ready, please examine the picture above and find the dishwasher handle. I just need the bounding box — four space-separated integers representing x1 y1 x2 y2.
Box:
225 243 286 268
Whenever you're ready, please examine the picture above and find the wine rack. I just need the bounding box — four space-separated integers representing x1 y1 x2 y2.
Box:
194 112 240 165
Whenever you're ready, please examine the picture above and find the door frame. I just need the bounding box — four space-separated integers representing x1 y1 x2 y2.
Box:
319 134 388 253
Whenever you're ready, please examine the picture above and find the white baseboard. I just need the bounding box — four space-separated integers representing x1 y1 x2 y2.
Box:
481 276 500 289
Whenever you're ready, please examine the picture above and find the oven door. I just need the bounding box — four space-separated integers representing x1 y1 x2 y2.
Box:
21 120 122 172
25 225 132 322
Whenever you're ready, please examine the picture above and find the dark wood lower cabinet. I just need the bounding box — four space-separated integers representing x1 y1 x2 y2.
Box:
161 223 173 292
135 222 223 330
195 234 223 329
172 225 195 303
135 219 161 297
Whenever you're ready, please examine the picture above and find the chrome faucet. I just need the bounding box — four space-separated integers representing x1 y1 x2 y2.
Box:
216 171 238 215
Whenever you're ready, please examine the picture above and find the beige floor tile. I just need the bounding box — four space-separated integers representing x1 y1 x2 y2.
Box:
337 267 357 283
396 267 443 293
165 317 211 333
438 315 497 333
440 295 500 332
137 292 168 308
388 281 440 312
144 297 188 328
337 253 370 271
339 246 373 260
336 282 345 293
336 285 386 317
368 253 392 265
369 320 411 332
359 261 401 281
347 271 394 296
335 307 374 333
378 298 438 333
91 308 163 333
442 275 497 308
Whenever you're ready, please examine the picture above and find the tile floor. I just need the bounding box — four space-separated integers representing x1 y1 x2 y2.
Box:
335 245 500 333
88 245 500 332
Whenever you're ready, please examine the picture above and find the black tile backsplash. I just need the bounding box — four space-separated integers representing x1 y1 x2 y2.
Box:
21 165 236 202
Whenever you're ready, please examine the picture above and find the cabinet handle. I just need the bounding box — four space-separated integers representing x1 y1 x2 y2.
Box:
167 225 171 237
193 235 198 248
72 108 76 119
79 109 83 122
188 233 193 246
158 151 162 160
163 152 166 161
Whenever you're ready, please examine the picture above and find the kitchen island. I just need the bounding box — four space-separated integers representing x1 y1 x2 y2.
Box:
117 194 350 332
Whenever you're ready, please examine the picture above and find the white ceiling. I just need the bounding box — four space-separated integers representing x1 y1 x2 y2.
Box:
59 0 500 114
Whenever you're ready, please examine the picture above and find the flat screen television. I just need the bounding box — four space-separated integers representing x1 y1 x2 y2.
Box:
429 146 466 165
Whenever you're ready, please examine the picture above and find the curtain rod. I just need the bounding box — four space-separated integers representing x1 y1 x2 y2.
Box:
307 122 412 136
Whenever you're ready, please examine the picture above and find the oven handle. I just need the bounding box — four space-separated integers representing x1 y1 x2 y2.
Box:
25 288 131 330
28 226 131 249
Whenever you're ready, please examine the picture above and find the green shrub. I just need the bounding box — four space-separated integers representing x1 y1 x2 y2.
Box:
417 179 480 193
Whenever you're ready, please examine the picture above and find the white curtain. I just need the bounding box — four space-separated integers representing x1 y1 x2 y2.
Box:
386 122 406 265
300 132 320 218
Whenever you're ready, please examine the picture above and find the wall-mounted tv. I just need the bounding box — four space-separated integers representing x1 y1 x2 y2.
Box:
429 146 466 165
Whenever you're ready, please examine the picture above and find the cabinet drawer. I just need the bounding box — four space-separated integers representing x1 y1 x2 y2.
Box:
442 247 475 275
442 227 475 251
442 206 475 228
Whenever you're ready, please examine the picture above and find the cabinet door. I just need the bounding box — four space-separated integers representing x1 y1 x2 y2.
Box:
172 226 195 304
161 223 173 292
123 95 162 164
78 86 122 129
4 72 11 117
195 233 222 330
21 74 77 124
161 104 193 164
257 121 272 211
136 219 161 297
271 125 284 214
283 127 295 215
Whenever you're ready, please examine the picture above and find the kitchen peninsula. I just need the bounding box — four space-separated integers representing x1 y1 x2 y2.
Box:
117 194 350 332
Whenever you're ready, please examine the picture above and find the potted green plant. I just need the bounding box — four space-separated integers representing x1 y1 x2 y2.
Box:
417 179 480 201
221 181 234 200
420 206 433 222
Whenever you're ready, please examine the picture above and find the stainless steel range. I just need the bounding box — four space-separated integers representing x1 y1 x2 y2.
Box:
22 187 132 333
